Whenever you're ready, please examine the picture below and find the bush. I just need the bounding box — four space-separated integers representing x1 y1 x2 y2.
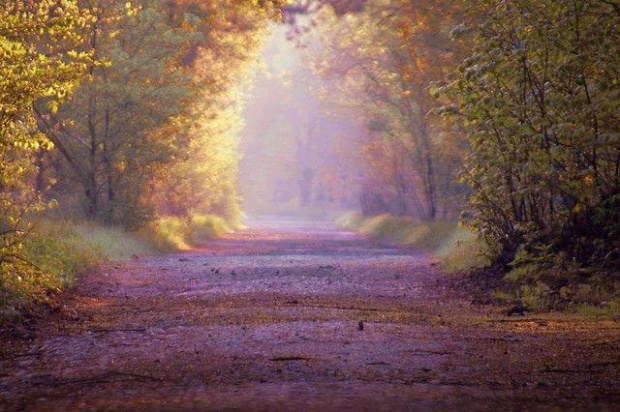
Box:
1 221 101 316
187 214 232 242
441 0 620 271
503 257 620 312
139 217 191 252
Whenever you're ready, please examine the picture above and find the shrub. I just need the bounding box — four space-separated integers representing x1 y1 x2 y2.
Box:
187 213 231 242
1 221 101 316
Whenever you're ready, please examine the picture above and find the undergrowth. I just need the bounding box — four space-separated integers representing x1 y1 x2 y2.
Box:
1 213 232 320
502 259 620 316
337 212 490 273
337 212 620 317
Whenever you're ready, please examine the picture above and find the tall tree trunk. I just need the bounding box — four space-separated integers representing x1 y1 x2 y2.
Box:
86 21 100 219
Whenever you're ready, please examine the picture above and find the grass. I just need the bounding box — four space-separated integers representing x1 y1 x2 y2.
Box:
71 222 160 258
140 213 234 251
140 217 192 252
1 221 102 318
338 212 620 317
574 302 620 320
187 213 233 243
1 213 233 319
337 212 490 273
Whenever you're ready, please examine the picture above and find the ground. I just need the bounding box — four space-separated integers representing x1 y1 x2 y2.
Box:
1 219 620 411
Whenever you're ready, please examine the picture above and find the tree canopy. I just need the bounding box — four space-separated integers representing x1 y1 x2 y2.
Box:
1 0 619 309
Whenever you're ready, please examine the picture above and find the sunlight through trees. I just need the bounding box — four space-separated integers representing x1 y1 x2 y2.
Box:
1 0 619 314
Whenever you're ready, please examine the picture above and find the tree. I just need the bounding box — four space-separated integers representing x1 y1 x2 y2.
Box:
439 0 620 267
153 0 275 221
36 0 200 228
0 0 90 282
317 0 464 220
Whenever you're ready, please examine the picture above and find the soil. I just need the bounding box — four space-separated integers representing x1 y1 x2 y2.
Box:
1 218 620 411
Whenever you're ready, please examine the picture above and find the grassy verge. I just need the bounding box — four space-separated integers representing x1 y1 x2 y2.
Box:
1 213 232 320
337 213 620 317
141 213 235 251
337 212 490 273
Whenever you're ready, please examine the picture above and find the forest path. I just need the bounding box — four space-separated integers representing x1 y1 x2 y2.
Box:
2 218 620 411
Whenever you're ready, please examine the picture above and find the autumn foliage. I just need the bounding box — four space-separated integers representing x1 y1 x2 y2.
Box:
317 0 619 281
0 0 279 310
1 0 619 312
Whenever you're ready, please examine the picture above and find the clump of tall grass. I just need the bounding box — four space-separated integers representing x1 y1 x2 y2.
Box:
70 221 160 258
187 213 232 242
338 212 490 272
1 214 233 318
139 217 191 252
139 213 232 251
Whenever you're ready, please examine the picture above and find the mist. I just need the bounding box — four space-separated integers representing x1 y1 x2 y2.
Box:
239 22 366 219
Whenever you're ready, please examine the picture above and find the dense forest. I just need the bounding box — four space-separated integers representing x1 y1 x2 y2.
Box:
1 0 619 314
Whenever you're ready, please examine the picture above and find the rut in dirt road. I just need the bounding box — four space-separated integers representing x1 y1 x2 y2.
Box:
2 219 620 411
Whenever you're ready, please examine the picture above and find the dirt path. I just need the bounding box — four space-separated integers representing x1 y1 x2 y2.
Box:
2 219 620 411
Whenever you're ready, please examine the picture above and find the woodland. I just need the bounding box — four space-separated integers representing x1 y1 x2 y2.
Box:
1 0 620 317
